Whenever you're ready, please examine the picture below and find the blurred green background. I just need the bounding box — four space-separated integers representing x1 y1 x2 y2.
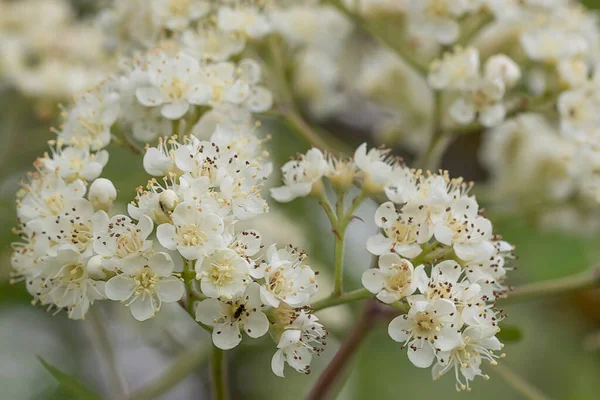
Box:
1 1 600 399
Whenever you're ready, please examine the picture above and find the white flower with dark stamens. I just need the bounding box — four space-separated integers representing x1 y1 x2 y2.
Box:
465 240 514 299
31 199 108 259
433 327 504 392
388 298 462 368
150 0 210 31
105 252 184 321
433 197 495 262
195 248 251 299
254 244 318 308
17 173 86 224
367 201 425 259
143 135 187 177
362 253 418 304
94 214 154 270
40 246 106 320
195 282 269 350
271 311 327 377
270 148 328 203
136 51 212 120
157 201 225 260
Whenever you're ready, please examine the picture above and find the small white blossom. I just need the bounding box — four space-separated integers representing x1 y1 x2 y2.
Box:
105 252 184 321
88 178 117 212
150 0 210 31
195 282 269 350
195 248 252 299
362 253 418 304
270 148 328 203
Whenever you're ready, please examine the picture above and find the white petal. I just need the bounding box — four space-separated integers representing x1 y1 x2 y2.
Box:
361 269 385 294
435 328 463 352
149 252 175 276
212 323 242 350
105 275 136 301
161 101 190 120
408 343 436 368
366 234 392 255
156 224 177 250
195 298 222 325
244 312 269 338
155 276 184 303
433 224 453 246
271 349 286 377
270 186 295 203
188 83 213 105
136 87 164 107
388 315 412 342
130 294 156 321
480 103 506 127
449 98 476 125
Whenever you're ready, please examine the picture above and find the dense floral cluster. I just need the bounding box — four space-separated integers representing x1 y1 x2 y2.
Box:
272 144 513 390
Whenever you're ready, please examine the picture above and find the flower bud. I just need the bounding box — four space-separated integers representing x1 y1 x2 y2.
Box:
87 255 107 279
484 54 521 88
88 178 117 211
159 189 179 212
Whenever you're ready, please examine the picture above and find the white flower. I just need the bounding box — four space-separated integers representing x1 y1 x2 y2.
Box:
271 311 327 377
105 252 184 321
195 283 269 349
58 84 120 150
151 0 210 31
88 178 117 212
449 77 506 127
388 298 462 368
40 246 106 320
270 148 328 203
136 51 212 119
366 201 425 258
195 248 251 299
362 253 418 304
428 47 480 90
354 143 396 192
39 144 109 182
405 0 472 45
156 201 225 260
558 58 589 89
558 84 600 146
182 25 246 61
254 244 318 308
217 6 272 39
433 327 503 391
29 198 108 259
17 173 86 224
94 214 154 270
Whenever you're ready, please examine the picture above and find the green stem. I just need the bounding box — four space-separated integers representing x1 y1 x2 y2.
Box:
416 91 446 171
311 288 373 311
283 108 331 150
183 261 197 317
333 194 346 295
319 195 339 227
211 347 229 400
323 0 428 76
500 267 600 305
128 342 210 400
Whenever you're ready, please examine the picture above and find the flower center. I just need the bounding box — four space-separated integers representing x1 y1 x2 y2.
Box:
116 234 144 258
268 270 288 296
179 224 207 247
390 219 418 244
169 0 191 16
384 262 412 293
209 262 234 286
427 0 449 17
44 193 65 215
164 77 186 101
135 267 158 294
60 263 86 286
413 311 440 339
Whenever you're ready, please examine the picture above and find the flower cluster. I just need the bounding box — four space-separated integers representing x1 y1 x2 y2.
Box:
0 0 109 99
272 143 513 390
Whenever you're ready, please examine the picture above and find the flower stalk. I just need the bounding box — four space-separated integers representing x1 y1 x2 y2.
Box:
211 347 229 400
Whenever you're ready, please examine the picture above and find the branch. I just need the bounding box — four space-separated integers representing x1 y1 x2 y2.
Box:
500 266 600 305
211 348 229 400
311 288 373 311
323 0 429 76
493 364 551 400
305 301 378 400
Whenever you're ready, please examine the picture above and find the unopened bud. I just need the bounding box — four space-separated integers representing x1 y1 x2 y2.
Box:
484 54 521 88
87 255 107 279
88 178 117 211
159 189 179 212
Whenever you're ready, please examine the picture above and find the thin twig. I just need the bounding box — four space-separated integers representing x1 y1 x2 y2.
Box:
493 364 552 400
211 347 229 400
311 288 373 312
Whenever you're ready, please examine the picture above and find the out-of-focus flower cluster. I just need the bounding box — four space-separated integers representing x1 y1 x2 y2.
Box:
0 0 110 99
272 143 514 390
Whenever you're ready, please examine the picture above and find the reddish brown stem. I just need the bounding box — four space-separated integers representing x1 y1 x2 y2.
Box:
305 300 380 400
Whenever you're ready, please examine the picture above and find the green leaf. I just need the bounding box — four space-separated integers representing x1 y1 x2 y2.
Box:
36 356 102 400
497 324 523 343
